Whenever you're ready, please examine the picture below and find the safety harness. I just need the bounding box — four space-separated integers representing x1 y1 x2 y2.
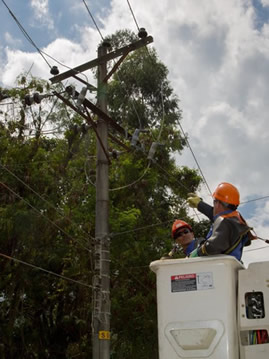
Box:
203 210 253 260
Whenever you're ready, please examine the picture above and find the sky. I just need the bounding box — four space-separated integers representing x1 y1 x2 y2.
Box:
1 0 269 266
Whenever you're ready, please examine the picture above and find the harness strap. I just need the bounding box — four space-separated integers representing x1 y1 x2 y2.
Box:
224 228 251 255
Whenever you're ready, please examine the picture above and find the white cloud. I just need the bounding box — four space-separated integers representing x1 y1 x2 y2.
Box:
4 32 23 48
261 0 269 6
2 0 269 265
31 0 49 16
31 0 54 29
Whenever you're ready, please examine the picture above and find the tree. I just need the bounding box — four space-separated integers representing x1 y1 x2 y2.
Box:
0 30 209 358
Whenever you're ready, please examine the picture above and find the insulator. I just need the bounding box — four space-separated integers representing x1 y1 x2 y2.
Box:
24 95 33 106
102 40 111 48
76 87 87 110
147 142 159 161
138 27 148 38
33 92 42 103
131 129 140 147
110 150 119 159
50 66 59 75
33 92 49 104
65 85 76 98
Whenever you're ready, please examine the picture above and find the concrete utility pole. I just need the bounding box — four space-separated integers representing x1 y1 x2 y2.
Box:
92 42 110 359
49 34 153 359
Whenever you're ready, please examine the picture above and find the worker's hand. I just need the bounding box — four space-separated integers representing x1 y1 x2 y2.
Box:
189 248 199 258
187 193 202 208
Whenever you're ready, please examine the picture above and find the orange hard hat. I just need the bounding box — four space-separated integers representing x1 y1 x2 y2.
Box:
213 182 240 206
172 220 192 239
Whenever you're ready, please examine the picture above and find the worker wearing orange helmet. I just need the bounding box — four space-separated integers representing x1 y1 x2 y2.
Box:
170 219 204 257
187 182 253 261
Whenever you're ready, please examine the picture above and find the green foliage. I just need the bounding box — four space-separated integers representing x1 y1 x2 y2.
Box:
0 29 205 358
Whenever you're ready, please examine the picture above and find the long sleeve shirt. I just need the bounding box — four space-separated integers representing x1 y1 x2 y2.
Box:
196 201 251 260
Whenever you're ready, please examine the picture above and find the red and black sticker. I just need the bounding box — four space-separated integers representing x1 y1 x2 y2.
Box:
171 272 213 293
171 273 197 292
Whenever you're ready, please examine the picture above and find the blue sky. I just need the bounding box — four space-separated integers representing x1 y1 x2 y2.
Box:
0 0 110 52
253 0 269 29
1 0 269 265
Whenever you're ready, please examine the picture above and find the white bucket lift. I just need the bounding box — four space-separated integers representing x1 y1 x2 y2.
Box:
150 256 243 358
238 261 269 359
150 256 269 359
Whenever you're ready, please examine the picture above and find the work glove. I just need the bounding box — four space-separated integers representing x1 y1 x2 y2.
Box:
189 248 199 258
187 193 202 208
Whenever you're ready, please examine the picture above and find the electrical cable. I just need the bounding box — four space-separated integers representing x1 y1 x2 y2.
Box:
126 0 140 31
82 0 105 41
110 219 174 237
5 0 260 212
1 0 52 69
157 82 165 142
0 101 21 106
112 257 156 298
106 43 201 200
241 195 269 205
113 68 143 129
177 120 212 196
0 252 92 289
84 157 97 187
115 36 207 212
109 162 151 191
126 16 212 200
0 161 92 240
1 0 90 84
40 51 91 83
110 212 202 238
79 3 169 197
10 0 266 258
244 245 269 253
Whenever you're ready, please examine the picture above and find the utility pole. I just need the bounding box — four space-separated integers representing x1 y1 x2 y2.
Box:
49 33 153 359
92 42 110 359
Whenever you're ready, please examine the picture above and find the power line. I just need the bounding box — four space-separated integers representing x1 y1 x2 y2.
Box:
1 0 51 69
1 0 91 84
0 252 92 289
110 212 203 238
110 219 174 237
241 195 269 205
105 44 203 220
157 83 166 142
177 120 212 196
109 162 151 191
126 0 140 31
3 0 204 242
126 19 212 199
82 0 105 41
120 40 210 204
244 245 269 253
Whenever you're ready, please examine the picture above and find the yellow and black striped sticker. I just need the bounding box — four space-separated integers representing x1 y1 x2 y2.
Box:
99 331 110 340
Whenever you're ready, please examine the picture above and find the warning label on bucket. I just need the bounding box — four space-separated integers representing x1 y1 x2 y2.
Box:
171 272 214 292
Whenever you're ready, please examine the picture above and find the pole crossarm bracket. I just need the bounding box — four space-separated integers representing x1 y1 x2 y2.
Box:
53 91 111 164
70 89 133 143
53 91 130 152
49 36 153 84
83 97 132 139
